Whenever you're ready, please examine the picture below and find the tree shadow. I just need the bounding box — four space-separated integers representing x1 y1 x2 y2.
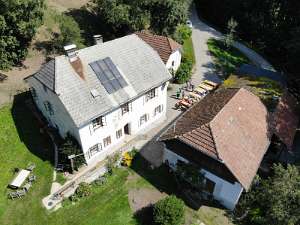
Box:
11 92 55 165
134 204 154 225
65 6 120 46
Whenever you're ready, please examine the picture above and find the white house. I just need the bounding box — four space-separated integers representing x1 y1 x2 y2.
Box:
159 88 270 210
135 31 182 72
25 34 172 164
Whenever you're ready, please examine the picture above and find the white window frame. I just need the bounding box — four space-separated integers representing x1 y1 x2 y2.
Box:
139 114 149 126
92 116 105 130
88 143 102 159
145 88 157 102
103 136 111 147
121 103 131 115
116 129 123 139
154 105 163 116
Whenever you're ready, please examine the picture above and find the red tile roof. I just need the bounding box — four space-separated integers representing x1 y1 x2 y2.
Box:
135 31 181 64
272 91 299 150
160 88 271 190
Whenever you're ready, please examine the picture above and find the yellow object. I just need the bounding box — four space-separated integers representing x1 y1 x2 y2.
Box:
122 152 133 167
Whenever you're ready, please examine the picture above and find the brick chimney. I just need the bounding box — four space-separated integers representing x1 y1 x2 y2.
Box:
64 44 78 62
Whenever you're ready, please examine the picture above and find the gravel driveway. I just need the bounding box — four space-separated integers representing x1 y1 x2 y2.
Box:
189 5 275 85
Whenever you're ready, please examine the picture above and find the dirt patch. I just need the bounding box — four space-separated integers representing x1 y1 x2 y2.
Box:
47 0 91 12
0 48 46 106
128 188 167 213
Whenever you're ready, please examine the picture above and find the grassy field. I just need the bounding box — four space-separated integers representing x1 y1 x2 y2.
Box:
0 95 54 225
207 38 250 79
183 37 196 64
0 98 234 225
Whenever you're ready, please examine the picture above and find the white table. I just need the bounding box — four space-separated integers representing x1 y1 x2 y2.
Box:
9 169 31 188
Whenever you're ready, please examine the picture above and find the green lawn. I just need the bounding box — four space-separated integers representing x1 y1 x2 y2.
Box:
0 95 233 225
207 38 250 79
0 95 54 225
183 37 196 64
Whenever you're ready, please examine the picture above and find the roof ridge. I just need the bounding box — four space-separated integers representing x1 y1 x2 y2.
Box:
207 123 220 159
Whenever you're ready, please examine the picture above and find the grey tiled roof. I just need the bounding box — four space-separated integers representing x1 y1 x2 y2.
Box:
27 34 172 127
33 60 55 91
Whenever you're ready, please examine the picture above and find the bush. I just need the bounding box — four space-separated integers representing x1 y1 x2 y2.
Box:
153 195 185 225
105 151 121 174
174 57 193 84
173 24 192 44
71 182 92 202
121 148 138 167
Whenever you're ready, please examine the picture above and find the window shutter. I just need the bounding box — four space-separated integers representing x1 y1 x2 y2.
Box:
89 123 93 135
129 102 132 112
118 109 122 119
103 116 107 126
155 88 158 97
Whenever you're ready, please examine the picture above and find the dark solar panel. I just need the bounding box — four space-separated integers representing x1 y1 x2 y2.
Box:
90 57 128 94
118 77 127 88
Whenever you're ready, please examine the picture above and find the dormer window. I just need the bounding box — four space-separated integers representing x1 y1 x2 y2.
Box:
145 88 157 102
92 116 105 129
121 103 130 115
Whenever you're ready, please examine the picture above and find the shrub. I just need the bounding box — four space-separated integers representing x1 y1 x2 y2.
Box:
71 182 92 202
173 24 192 44
153 195 185 225
174 57 193 84
105 151 121 174
122 148 138 167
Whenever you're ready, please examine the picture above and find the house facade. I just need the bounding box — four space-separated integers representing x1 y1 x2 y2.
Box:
159 88 270 210
25 34 172 164
135 31 182 72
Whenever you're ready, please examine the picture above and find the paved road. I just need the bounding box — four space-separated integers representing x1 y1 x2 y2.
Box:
189 6 275 84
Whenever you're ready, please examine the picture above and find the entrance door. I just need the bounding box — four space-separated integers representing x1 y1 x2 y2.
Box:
124 123 130 135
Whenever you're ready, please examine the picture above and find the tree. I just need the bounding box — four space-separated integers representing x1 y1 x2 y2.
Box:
59 133 85 171
151 0 191 35
174 57 193 84
92 0 191 35
0 0 45 70
237 164 300 225
194 0 300 88
153 195 185 225
173 24 192 44
57 15 84 49
224 18 238 48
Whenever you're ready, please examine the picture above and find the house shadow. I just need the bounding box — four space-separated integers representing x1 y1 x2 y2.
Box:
11 92 55 165
130 151 227 214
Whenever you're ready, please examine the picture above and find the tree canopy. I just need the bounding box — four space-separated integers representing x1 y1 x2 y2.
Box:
93 0 191 35
0 0 45 70
237 164 300 225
